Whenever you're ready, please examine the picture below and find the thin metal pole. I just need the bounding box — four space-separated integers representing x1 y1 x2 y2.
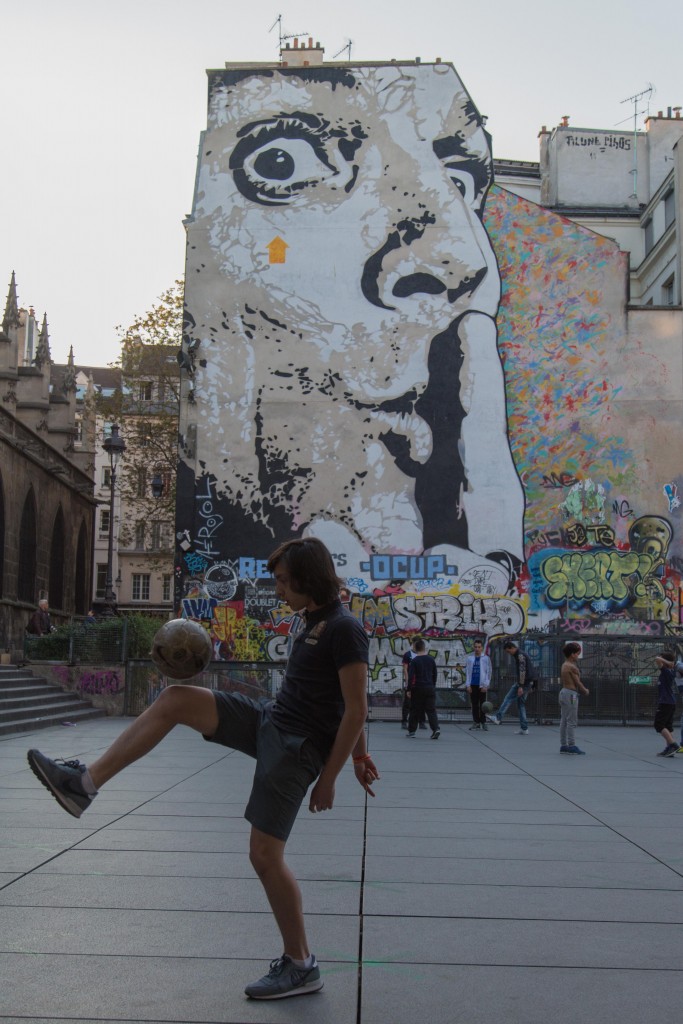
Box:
104 462 116 612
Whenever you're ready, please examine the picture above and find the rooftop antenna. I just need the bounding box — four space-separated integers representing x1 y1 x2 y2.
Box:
333 39 353 60
619 83 655 199
269 14 310 56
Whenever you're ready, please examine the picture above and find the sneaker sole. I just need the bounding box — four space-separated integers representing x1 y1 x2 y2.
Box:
246 979 324 1000
26 751 85 818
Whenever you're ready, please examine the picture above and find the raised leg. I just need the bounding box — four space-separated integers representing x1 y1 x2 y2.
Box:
89 685 219 788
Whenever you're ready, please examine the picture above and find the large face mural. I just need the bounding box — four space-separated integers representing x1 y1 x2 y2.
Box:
179 61 682 683
184 63 523 574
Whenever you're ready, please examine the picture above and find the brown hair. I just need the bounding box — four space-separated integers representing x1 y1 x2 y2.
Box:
267 537 344 607
562 642 582 658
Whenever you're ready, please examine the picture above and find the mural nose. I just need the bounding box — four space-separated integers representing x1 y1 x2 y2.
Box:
362 212 490 311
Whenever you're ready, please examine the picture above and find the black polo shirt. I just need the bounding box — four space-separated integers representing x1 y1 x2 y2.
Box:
408 654 437 688
270 599 369 758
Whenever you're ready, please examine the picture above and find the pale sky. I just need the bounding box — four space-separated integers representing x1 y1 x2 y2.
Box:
2 0 680 367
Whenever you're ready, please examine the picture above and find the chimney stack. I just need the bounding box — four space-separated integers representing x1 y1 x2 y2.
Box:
280 36 325 66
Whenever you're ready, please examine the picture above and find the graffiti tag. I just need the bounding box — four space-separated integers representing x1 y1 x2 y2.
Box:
664 483 681 513
612 499 634 519
541 471 579 489
565 523 615 548
540 550 657 606
359 553 457 581
349 591 525 636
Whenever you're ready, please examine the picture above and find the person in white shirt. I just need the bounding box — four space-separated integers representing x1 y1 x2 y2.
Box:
465 639 492 732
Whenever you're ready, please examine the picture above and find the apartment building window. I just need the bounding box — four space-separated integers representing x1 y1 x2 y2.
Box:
99 508 110 537
662 275 675 305
95 564 107 599
132 573 150 601
139 382 153 402
150 521 172 551
152 468 173 497
644 217 654 253
74 416 83 444
137 424 151 447
136 467 147 498
664 189 675 230
102 466 112 487
162 575 172 602
135 520 146 549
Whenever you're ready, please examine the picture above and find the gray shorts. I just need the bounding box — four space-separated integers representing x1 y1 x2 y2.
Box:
204 691 324 841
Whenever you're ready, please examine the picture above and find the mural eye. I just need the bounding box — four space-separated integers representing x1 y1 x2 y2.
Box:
253 148 295 181
445 165 477 206
235 137 337 204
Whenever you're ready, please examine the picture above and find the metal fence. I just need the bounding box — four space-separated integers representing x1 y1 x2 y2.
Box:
24 619 129 664
124 660 286 716
487 634 677 726
124 635 680 726
368 635 681 726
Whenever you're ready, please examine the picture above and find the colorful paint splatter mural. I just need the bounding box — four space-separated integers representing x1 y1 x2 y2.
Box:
177 60 682 686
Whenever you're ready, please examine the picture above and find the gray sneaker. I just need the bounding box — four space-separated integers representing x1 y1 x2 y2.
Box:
245 955 323 1000
27 750 95 818
515 729 529 735
487 714 501 725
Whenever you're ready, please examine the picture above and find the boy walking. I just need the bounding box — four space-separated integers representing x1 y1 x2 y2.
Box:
406 639 440 739
488 640 538 734
401 638 427 730
654 650 678 757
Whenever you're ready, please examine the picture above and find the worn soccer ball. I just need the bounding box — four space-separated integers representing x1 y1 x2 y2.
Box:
150 619 213 680
481 700 494 713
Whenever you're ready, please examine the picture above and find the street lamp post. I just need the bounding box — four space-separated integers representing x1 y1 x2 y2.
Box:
102 424 126 614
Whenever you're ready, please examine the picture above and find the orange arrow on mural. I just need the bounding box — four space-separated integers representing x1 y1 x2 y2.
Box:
267 237 288 264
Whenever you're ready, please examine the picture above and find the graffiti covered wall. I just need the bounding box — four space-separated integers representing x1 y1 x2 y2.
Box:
178 61 682 685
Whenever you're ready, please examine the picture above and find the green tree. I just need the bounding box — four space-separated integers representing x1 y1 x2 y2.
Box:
98 280 182 573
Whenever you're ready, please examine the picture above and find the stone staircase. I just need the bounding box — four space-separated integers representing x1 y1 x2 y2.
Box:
0 665 108 737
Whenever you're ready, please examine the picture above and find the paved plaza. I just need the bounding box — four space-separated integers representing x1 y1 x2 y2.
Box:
1 716 682 1024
